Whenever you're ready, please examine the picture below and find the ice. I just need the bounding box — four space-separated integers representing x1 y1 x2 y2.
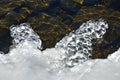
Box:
0 19 120 80
55 19 108 67
10 23 42 49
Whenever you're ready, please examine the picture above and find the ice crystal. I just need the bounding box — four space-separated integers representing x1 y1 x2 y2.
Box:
10 23 42 49
55 19 108 67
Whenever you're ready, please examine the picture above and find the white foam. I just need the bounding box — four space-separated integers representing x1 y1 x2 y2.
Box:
0 19 120 80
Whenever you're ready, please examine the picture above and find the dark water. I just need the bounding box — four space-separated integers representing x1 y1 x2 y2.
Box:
0 0 120 59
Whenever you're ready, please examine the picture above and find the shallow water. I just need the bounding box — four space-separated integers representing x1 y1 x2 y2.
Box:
0 0 120 58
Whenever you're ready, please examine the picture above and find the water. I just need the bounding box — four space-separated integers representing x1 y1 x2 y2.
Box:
0 19 120 80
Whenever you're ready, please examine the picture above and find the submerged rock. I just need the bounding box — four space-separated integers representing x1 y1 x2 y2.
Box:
28 13 72 49
72 5 120 58
0 0 120 60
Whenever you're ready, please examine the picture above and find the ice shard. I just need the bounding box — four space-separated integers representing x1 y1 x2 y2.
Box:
55 19 108 67
10 23 42 49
